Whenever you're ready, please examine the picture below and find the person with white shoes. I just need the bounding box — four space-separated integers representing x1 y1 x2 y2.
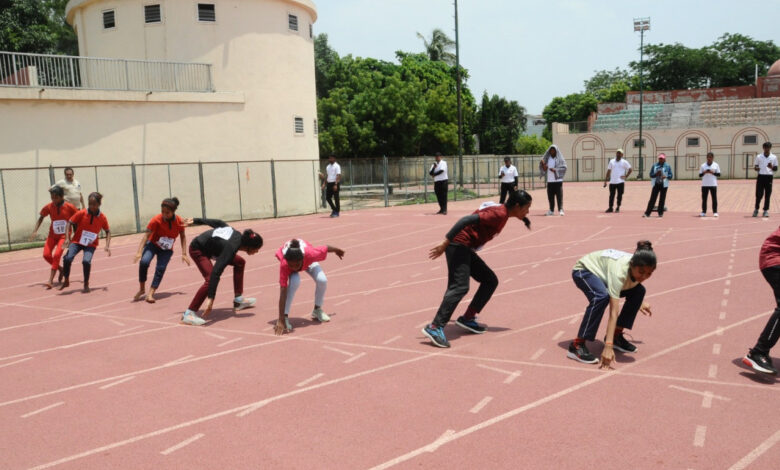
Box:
274 239 345 335
643 154 673 218
603 149 632 213
498 157 519 204
540 145 566 216
753 142 777 218
699 152 720 218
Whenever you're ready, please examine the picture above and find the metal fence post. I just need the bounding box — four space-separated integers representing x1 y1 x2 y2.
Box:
383 155 389 207
130 162 141 233
349 160 354 210
236 162 244 220
0 170 12 250
452 162 457 202
48 165 55 186
124 59 130 90
167 164 172 198
472 158 476 190
198 161 207 218
270 159 278 218
476 158 480 197
94 166 99 192
424 156 428 203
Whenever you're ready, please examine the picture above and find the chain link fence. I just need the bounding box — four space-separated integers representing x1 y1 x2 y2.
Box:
0 153 755 250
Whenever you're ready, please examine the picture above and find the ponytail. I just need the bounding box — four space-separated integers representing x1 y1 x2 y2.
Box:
241 229 263 250
283 239 304 262
88 192 103 204
161 197 180 211
631 240 657 268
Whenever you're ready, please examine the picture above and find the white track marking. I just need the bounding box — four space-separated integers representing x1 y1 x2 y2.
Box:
107 319 125 327
712 344 721 355
217 338 243 347
160 434 204 456
411 273 422 278
568 316 579 325
426 430 456 453
693 425 707 447
552 330 565 340
530 348 545 361
323 346 354 357
344 352 366 364
164 355 195 366
721 299 728 308
99 376 136 390
503 278 513 284
469 397 493 414
719 312 727 320
728 429 780 470
668 385 729 407
723 288 730 296
204 332 227 340
708 365 718 378
335 299 351 306
0 357 32 369
21 402 64 418
382 336 402 345
388 281 401 287
296 373 324 387
48 312 81 320
476 364 522 384
118 325 144 334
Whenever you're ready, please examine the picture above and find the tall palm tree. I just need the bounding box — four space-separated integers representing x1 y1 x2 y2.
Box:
416 28 456 66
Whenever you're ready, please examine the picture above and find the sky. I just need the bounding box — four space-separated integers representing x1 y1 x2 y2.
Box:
314 0 780 114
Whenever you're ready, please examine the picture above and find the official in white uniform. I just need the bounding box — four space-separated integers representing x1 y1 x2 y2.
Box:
323 155 341 217
603 149 632 213
754 142 778 218
498 157 519 204
430 153 449 214
699 152 721 217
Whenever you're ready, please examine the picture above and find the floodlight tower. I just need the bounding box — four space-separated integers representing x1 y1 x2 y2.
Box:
634 17 650 179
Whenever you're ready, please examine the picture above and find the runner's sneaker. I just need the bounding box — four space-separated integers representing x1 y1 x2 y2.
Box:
764 211 770 218
713 213 719 217
181 311 206 326
455 316 486 334
233 297 256 311
559 210 565 216
567 342 598 364
545 210 554 216
612 333 638 353
700 212 706 217
311 307 331 322
753 210 759 217
285 316 293 332
742 351 777 375
605 208 613 213
615 207 620 213
422 324 450 348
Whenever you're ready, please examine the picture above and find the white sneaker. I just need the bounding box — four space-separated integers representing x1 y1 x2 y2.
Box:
233 297 256 311
559 210 565 216
700 212 706 217
311 307 331 322
285 316 293 331
181 311 206 326
714 213 719 217
545 210 553 216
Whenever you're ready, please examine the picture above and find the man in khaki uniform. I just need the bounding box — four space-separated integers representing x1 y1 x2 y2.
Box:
56 167 84 209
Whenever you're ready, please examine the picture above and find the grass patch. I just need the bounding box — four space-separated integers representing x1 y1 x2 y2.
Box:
0 240 46 253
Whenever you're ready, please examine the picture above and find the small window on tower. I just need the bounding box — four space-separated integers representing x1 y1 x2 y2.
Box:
198 3 216 22
145 4 162 24
103 10 116 29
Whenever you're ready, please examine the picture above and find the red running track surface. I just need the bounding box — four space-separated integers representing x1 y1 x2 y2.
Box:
1 180 779 469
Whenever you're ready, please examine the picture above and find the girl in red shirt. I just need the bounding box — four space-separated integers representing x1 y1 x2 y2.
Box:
423 190 532 348
273 239 345 335
132 197 191 303
30 186 78 289
60 192 111 293
743 226 780 375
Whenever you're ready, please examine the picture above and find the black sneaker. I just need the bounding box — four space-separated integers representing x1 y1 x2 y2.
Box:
422 324 450 348
742 351 777 375
605 208 613 213
567 342 598 364
455 316 486 334
612 333 637 353
615 207 620 213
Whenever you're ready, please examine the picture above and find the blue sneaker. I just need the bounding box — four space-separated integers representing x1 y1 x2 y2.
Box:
422 324 450 348
455 316 486 334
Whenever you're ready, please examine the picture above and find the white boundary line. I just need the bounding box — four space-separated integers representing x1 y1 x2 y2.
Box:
160 433 204 455
21 401 64 418
728 429 780 470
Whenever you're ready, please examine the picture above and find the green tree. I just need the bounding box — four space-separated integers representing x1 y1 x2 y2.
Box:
416 28 456 66
0 0 77 55
584 67 635 103
314 33 339 99
541 92 597 140
630 43 717 90
707 33 780 87
475 92 526 154
515 134 551 155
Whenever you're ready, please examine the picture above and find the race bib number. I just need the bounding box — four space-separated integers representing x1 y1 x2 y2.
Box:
157 236 174 250
212 226 234 240
79 230 98 246
52 220 67 235
600 249 630 260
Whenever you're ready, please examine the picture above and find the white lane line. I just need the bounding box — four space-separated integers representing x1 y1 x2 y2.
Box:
716 327 724 336
160 434 205 456
712 344 721 355
531 264 539 269
728 429 780 470
335 299 351 306
708 365 718 378
668 385 730 407
725 279 732 285
723 288 730 296
108 319 125 327
165 355 195 366
552 330 565 341
0 357 33 369
430 266 439 271
382 335 402 345
48 312 80 320
426 430 456 453
21 401 64 418
719 312 727 320
568 316 579 325
118 325 144 334
476 364 522 384
411 273 423 278
504 278 513 284
217 338 243 348
721 299 728 308
323 346 354 357
99 376 136 390
504 372 521 384
344 352 366 364
469 396 493 414
388 281 401 287
204 332 227 340
416 320 430 329
296 373 324 387
530 348 545 361
694 425 707 447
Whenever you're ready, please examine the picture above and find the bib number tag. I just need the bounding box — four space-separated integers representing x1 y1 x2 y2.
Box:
157 236 174 250
601 249 630 260
52 220 67 235
79 230 98 246
212 227 234 240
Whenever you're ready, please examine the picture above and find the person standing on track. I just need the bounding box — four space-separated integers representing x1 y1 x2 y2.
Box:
430 152 449 215
59 192 111 293
753 142 777 218
540 145 566 216
324 155 341 218
567 241 656 368
133 197 191 303
603 149 632 213
699 152 720 217
742 226 780 375
55 167 85 209
30 185 78 289
273 239 345 334
498 157 519 204
643 153 673 218
422 190 533 348
180 219 263 326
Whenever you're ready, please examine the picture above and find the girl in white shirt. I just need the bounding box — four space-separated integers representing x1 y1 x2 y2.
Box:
498 157 519 203
699 152 721 217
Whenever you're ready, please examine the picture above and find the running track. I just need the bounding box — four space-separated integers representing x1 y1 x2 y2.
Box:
1 180 779 469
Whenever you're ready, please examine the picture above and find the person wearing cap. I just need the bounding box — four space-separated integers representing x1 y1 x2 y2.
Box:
753 142 777 218
55 167 85 209
29 185 78 289
429 152 449 214
498 157 519 204
643 153 673 218
699 152 721 217
603 149 632 213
